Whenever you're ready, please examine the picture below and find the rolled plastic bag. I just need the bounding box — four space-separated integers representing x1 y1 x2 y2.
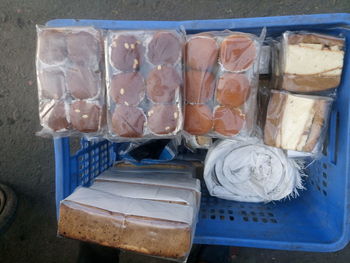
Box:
204 137 304 202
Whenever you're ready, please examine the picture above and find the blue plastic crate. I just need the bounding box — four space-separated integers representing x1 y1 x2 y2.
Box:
52 13 350 252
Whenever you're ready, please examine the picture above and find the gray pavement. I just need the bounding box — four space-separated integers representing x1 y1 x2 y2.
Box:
0 0 350 262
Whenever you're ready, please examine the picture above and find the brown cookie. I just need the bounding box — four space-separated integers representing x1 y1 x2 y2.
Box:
110 72 145 106
38 29 67 65
70 101 101 133
214 106 245 136
146 65 181 103
220 34 256 72
185 70 215 103
66 66 100 99
112 106 146 138
38 69 65 99
110 35 144 71
67 31 100 66
184 104 213 135
186 35 219 70
216 73 250 107
41 101 69 131
148 104 179 135
148 32 181 65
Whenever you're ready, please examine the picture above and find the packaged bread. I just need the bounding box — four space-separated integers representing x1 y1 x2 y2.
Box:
278 32 345 93
36 26 105 137
184 30 265 138
58 187 198 261
264 90 333 154
105 30 185 140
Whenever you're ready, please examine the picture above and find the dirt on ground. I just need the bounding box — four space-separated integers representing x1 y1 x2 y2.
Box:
0 0 350 262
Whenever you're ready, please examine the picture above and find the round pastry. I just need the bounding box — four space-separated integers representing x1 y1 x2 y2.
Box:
110 35 144 71
186 34 219 70
69 101 101 133
38 69 65 99
112 105 145 138
148 32 181 65
148 104 179 135
185 70 215 103
184 104 213 135
214 106 245 136
42 101 69 131
38 29 67 65
67 31 100 66
220 34 256 72
216 73 250 107
110 72 145 106
146 65 181 103
66 66 100 99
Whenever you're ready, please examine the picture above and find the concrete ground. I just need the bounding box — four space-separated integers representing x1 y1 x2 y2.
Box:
0 0 350 262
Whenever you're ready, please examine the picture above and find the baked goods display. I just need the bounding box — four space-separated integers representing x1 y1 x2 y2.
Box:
106 30 184 139
264 91 332 153
216 73 250 107
184 31 260 138
58 168 201 261
110 34 145 71
34 25 348 263
111 105 146 138
213 106 245 136
36 26 104 136
110 72 145 106
38 69 65 99
69 101 102 133
220 34 257 72
185 70 216 103
39 101 69 131
184 104 213 135
186 33 219 71
66 65 100 100
146 65 181 103
147 31 182 65
278 32 344 93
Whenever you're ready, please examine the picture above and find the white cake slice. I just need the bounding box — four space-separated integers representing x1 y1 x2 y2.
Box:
264 91 332 153
280 33 344 92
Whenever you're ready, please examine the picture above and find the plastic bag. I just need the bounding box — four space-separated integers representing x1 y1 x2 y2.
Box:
264 90 333 156
36 26 105 138
91 180 197 206
58 186 199 262
277 31 345 94
183 29 265 139
113 161 198 179
204 138 305 202
96 168 201 203
105 29 185 141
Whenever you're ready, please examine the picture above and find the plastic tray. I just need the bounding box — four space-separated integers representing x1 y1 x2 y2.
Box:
51 13 350 252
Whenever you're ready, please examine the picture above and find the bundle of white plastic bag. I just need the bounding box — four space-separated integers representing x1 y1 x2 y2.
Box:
204 137 305 202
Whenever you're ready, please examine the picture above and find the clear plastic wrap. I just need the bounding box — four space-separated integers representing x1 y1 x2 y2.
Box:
277 31 345 94
36 26 105 137
184 30 265 139
58 186 199 262
105 30 185 141
91 180 197 206
264 90 333 155
95 167 201 205
113 161 197 178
